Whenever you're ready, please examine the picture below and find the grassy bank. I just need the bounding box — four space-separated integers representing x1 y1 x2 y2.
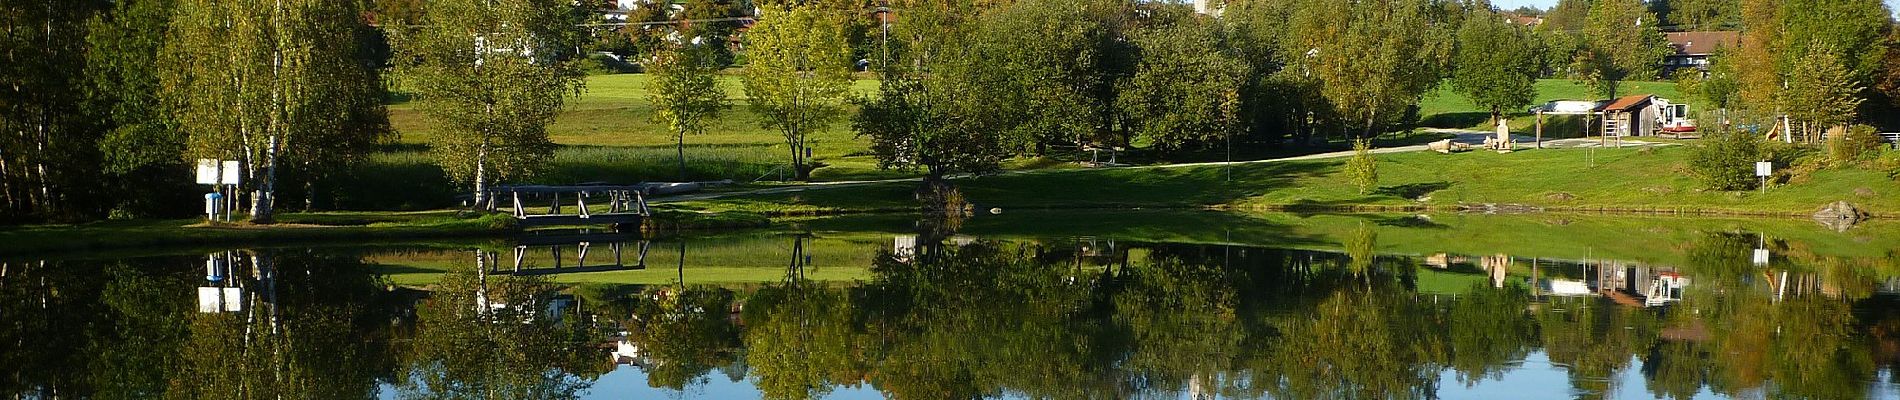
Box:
668 145 1900 217
0 212 517 257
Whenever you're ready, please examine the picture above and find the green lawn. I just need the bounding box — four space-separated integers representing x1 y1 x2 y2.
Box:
0 211 515 257
386 73 893 181
671 145 1900 217
1418 79 1689 135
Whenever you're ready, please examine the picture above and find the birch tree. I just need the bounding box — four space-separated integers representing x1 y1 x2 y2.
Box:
162 0 386 222
742 5 854 181
395 0 584 209
0 1 100 221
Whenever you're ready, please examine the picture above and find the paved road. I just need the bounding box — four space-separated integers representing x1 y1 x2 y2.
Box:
651 129 1677 203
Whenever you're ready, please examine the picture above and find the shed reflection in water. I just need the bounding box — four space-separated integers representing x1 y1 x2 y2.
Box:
0 227 1897 399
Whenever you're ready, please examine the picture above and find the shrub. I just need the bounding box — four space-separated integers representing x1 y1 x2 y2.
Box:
1827 124 1883 165
1689 128 1767 191
1345 138 1378 194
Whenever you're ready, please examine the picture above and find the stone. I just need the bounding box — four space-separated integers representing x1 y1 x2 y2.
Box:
1813 201 1870 232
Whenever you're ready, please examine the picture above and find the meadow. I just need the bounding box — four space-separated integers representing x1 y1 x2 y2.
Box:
362 74 1695 209
668 144 1900 217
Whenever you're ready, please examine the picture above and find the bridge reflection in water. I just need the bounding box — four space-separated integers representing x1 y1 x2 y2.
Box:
482 230 652 277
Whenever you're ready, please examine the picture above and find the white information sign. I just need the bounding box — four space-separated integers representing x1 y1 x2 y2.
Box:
194 159 243 185
221 161 241 186
1753 249 1770 266
195 159 219 184
1755 161 1773 177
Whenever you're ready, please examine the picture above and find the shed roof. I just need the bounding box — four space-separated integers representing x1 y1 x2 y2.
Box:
1665 31 1741 55
1602 94 1654 112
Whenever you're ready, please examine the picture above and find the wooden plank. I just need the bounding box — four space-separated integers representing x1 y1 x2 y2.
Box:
516 214 644 227
493 264 647 276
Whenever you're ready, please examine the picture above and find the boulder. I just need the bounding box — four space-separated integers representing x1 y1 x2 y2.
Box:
1812 201 1870 232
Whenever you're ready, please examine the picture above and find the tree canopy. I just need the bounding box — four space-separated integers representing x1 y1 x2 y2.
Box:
395 0 585 207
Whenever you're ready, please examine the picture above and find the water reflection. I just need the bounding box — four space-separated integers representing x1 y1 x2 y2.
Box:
1 223 1897 399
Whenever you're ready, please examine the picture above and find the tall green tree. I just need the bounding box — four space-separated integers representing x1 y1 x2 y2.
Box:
1287 0 1451 137
647 44 729 181
854 0 1017 182
1782 49 1864 141
977 0 1132 151
1660 0 1741 29
86 0 189 218
394 0 585 209
1451 7 1541 123
0 1 104 221
1117 13 1247 154
741 5 854 181
162 0 387 222
1574 0 1672 98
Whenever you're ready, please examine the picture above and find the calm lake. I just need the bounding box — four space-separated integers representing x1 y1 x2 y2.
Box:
5 211 1899 399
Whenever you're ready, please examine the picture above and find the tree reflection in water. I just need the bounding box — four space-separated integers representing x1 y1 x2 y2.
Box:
392 251 609 399
616 230 1900 400
1 228 1898 399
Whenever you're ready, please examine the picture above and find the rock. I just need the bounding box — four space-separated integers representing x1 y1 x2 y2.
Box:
1855 187 1876 197
1813 201 1870 232
1545 192 1577 201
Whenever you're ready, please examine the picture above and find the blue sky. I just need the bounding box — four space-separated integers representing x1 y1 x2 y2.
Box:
1488 0 1900 17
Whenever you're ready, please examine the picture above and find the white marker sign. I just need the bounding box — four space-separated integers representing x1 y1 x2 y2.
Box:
195 159 219 184
222 161 241 186
1755 161 1772 177
194 159 243 185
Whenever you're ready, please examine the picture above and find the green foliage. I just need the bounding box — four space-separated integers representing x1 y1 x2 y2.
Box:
741 6 854 180
1659 0 1742 29
86 0 190 218
1574 0 1673 97
1678 48 1741 123
1783 49 1865 133
1690 128 1768 191
975 0 1132 149
0 1 105 221
1286 0 1452 136
393 0 585 204
1450 8 1540 121
162 0 389 221
1117 14 1247 154
1828 125 1884 164
1346 138 1378 194
649 45 731 181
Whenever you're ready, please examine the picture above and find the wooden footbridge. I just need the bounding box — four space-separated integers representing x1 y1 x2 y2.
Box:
489 185 652 229
488 231 651 277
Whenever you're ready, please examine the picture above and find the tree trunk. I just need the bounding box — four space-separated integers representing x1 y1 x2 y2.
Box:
677 128 688 182
473 141 489 210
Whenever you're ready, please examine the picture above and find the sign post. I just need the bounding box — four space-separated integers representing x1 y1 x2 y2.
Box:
195 159 242 222
1754 161 1772 193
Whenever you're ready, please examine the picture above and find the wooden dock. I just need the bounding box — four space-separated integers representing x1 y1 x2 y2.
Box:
493 185 651 229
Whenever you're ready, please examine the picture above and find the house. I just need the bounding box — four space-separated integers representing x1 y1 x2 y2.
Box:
1193 0 1222 16
1502 13 1543 27
1663 31 1740 77
1599 94 1695 137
